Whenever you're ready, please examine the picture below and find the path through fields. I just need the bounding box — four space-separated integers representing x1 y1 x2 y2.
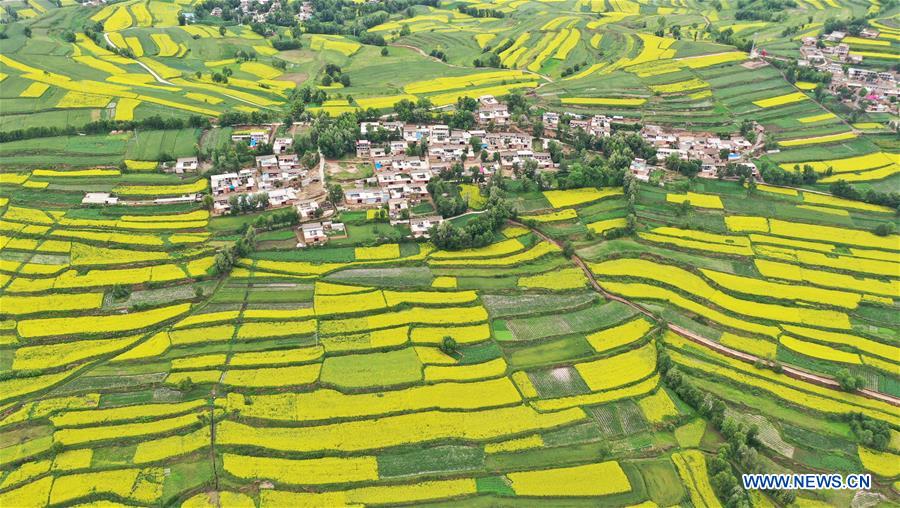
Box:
511 219 900 407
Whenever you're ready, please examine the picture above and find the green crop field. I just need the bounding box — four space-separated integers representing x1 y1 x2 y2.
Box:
1 0 898 504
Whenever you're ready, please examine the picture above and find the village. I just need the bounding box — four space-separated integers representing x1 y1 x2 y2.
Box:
187 94 769 247
74 93 770 248
798 30 899 115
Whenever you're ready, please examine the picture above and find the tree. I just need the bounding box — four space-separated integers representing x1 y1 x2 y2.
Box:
440 336 457 355
873 223 895 236
327 183 345 207
836 368 864 391
381 47 389 56
111 285 131 300
219 25 226 36
399 24 411 36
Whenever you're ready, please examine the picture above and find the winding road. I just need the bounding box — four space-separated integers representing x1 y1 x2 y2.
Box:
510 219 900 407
103 33 175 85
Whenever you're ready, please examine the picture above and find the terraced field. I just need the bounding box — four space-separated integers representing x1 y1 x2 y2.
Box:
1 180 897 506
1 0 898 505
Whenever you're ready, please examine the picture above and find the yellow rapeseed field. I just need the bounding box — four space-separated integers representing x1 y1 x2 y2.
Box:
431 276 457 288
355 94 418 109
672 450 722 508
753 91 809 108
227 377 520 421
485 434 544 453
575 342 657 392
666 335 900 424
383 289 478 306
14 334 141 371
521 209 578 222
666 191 723 209
779 131 857 147
424 357 507 382
355 243 400 260
754 259 899 297
19 82 49 98
17 302 190 338
554 28 581 59
637 389 679 423
224 453 378 485
403 70 530 94
409 323 491 344
802 192 894 213
114 98 141 121
700 268 861 309
585 317 652 353
601 280 781 337
151 33 180 56
595 258 851 329
229 346 323 367
236 320 317 339
724 215 769 232
260 479 477 506
680 51 747 68
133 427 211 464
216 405 587 452
507 461 632 496
54 412 200 445
56 91 112 108
780 152 895 173
858 447 900 477
587 217 628 234
779 335 862 364
3 292 103 316
720 332 777 358
429 241 560 266
103 5 133 31
543 187 622 207
430 238 524 259
768 219 899 251
224 364 321 388
518 267 588 290
797 112 836 123
49 469 140 505
315 290 386 315
309 34 362 56
239 62 282 79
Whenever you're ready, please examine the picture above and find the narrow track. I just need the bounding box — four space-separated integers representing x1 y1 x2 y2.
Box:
511 219 900 407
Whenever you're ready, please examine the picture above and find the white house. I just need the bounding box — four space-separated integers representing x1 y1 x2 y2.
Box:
345 188 389 205
82 192 118 205
410 216 444 238
175 157 199 173
295 199 320 219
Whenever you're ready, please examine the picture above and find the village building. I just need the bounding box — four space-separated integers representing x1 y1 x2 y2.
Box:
175 157 199 173
82 192 119 205
231 127 271 148
477 95 510 125
410 216 444 238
